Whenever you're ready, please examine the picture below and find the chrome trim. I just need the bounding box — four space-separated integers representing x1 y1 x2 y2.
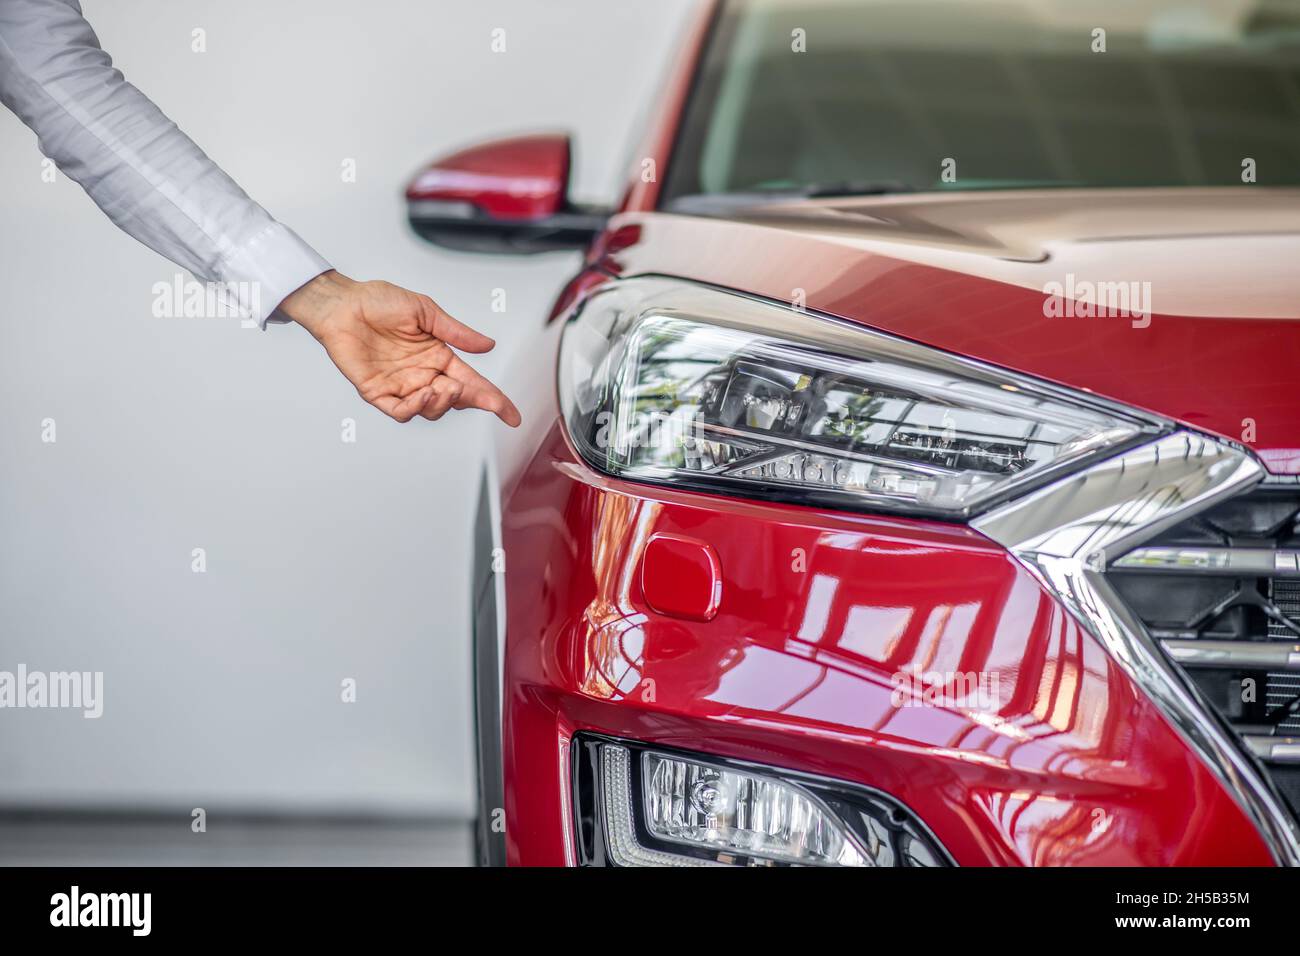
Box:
1114 546 1300 576
1245 737 1300 765
1162 639 1300 671
973 430 1300 865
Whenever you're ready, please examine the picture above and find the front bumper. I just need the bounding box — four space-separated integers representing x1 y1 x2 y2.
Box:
497 420 1278 865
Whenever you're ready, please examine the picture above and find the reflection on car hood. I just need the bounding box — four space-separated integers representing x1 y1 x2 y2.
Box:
730 187 1300 320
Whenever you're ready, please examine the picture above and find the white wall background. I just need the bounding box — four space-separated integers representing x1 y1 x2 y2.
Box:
0 0 696 817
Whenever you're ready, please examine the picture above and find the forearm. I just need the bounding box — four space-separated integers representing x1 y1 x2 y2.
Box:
0 0 328 325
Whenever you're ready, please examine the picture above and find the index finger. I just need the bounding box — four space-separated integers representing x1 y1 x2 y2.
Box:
443 353 522 427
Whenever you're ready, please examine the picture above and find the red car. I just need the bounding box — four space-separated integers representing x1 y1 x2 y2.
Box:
408 0 1300 866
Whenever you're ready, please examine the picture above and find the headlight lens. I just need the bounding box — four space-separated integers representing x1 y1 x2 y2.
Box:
559 280 1160 518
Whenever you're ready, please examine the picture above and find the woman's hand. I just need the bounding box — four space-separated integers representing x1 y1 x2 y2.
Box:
279 270 521 426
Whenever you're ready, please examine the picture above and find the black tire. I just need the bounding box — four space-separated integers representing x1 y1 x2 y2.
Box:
470 476 507 867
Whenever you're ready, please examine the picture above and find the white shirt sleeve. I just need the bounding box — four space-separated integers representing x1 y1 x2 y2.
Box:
0 0 330 327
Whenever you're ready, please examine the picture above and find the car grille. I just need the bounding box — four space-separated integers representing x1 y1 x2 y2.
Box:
1107 475 1300 818
1270 579 1300 736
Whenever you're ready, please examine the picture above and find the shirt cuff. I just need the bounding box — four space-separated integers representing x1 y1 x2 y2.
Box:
216 221 332 329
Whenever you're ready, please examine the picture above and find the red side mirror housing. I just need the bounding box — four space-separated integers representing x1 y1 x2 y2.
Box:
405 133 607 254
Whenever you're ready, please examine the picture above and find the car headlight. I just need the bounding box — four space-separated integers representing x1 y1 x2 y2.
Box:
559 279 1162 519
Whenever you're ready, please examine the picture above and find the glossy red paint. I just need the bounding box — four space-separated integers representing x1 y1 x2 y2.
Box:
474 0 1293 868
639 533 722 623
492 310 1273 866
406 133 570 221
498 412 1274 866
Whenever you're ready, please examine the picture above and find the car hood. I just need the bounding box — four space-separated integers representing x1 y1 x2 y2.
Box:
597 188 1300 473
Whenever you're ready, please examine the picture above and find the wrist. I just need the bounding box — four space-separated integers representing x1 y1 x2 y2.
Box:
278 270 356 338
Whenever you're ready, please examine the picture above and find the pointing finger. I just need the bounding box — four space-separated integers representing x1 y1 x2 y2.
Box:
444 354 522 427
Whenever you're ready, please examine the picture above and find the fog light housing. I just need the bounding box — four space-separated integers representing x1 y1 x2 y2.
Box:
573 735 950 867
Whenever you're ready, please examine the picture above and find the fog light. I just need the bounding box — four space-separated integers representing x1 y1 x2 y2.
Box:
642 751 869 866
583 738 950 867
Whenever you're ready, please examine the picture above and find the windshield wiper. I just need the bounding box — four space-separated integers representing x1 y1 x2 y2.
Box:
666 180 914 215
794 179 914 198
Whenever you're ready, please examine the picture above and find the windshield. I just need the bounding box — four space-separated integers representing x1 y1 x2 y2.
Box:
662 0 1300 204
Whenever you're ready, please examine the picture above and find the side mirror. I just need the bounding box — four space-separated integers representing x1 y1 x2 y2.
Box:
405 133 607 255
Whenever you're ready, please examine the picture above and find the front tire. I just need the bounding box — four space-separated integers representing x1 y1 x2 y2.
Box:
470 477 507 866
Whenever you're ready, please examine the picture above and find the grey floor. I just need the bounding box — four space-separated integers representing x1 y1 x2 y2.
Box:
0 813 473 866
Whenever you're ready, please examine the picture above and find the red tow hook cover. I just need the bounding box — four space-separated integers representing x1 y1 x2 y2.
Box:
639 533 722 622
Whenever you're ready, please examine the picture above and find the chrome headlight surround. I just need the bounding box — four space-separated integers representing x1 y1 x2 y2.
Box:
558 279 1164 521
